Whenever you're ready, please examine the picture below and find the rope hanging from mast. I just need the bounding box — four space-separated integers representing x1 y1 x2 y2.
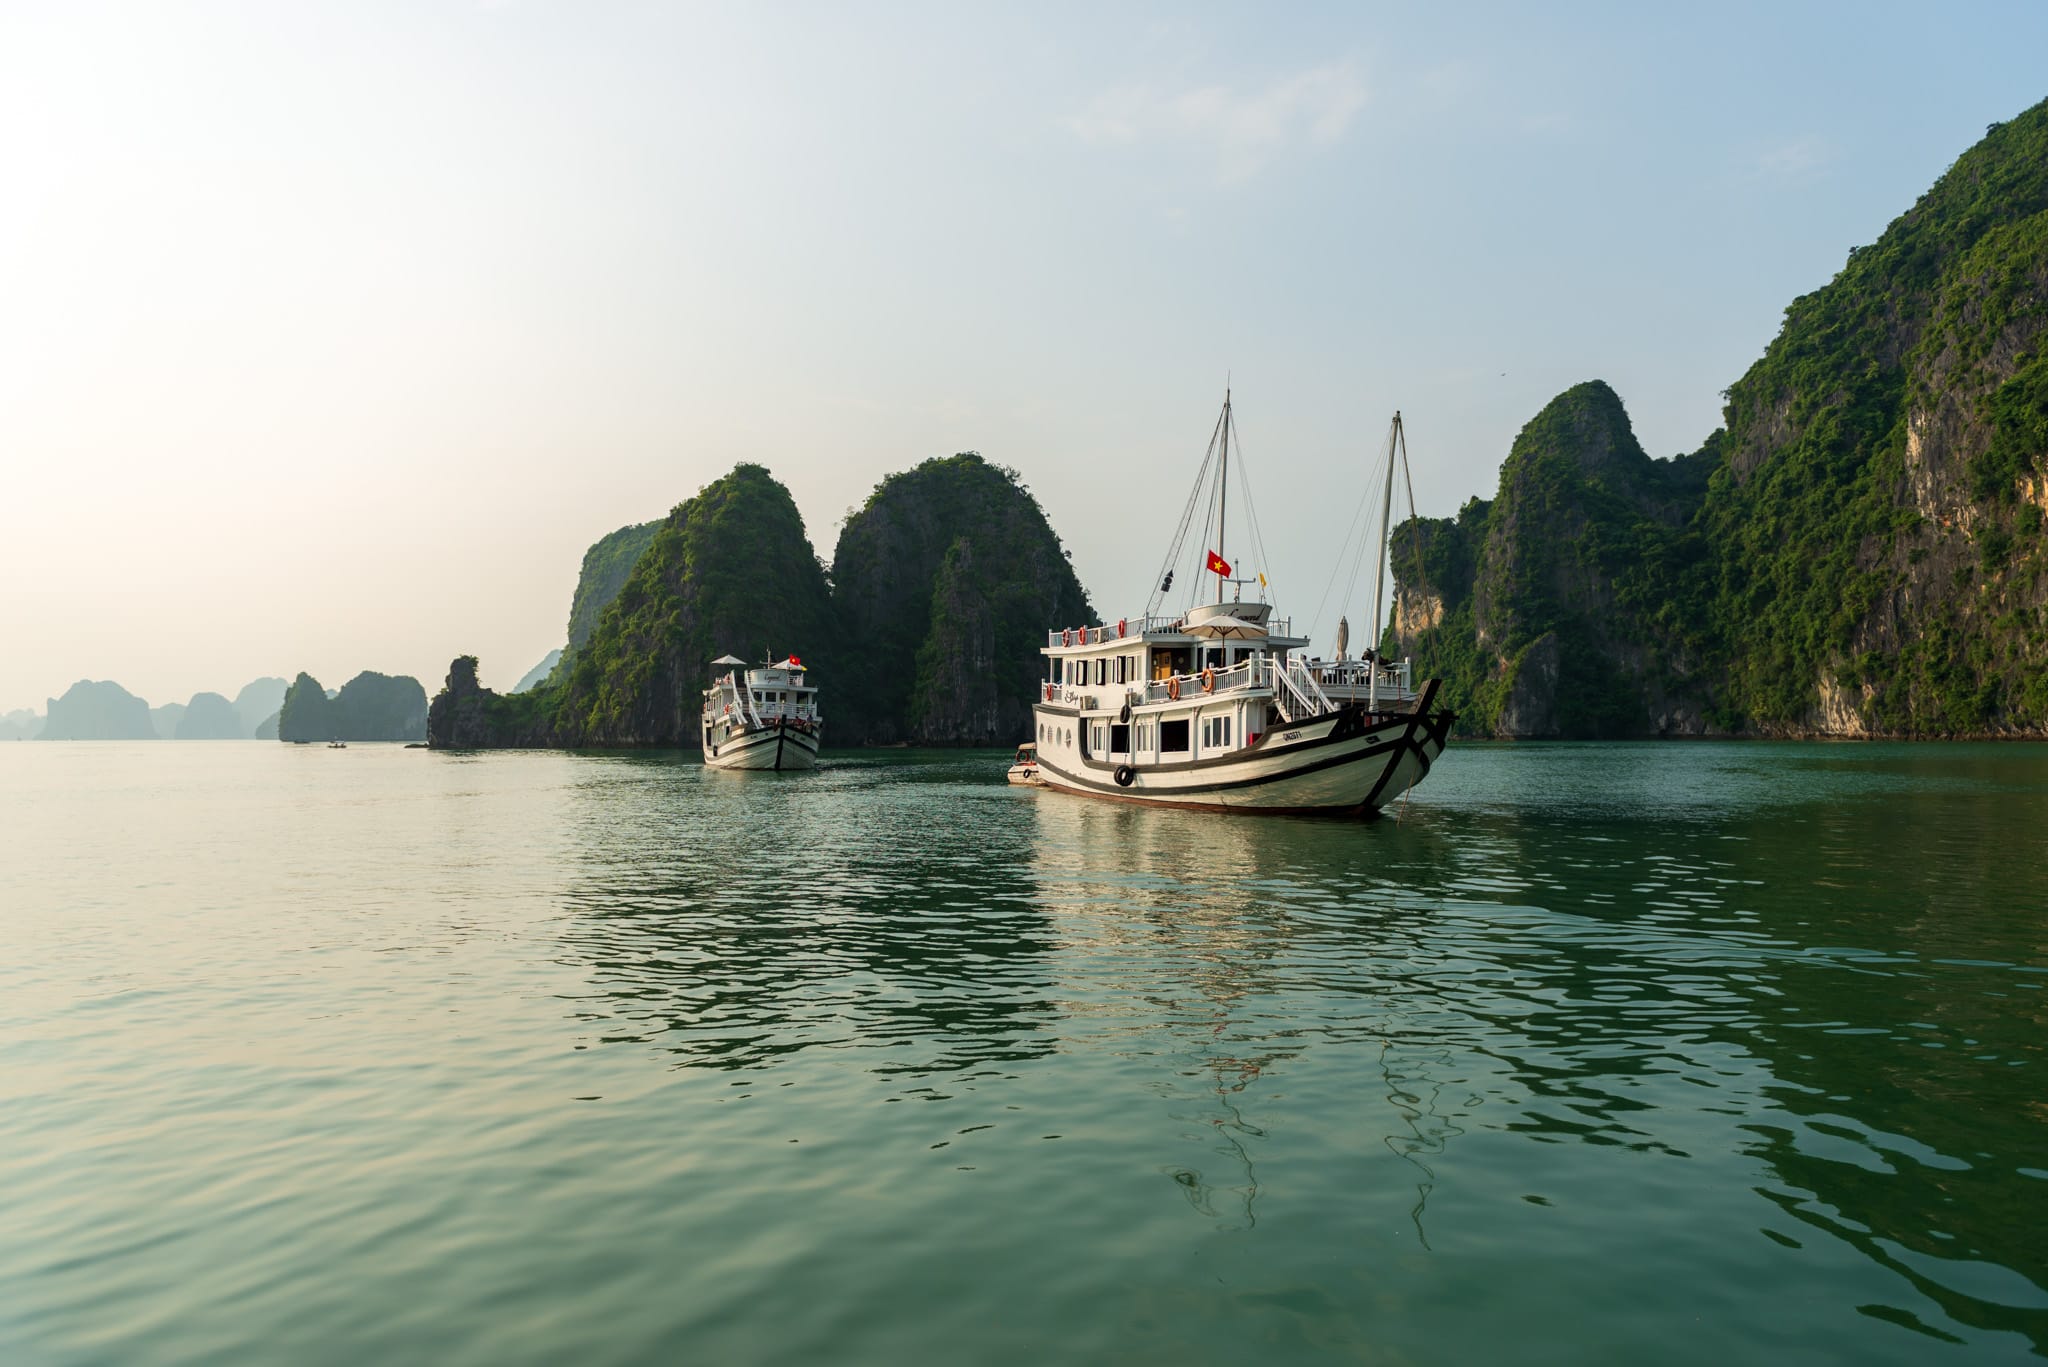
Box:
1145 399 1226 621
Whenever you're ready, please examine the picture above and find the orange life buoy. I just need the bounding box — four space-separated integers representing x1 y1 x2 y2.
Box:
1117 618 1127 638
1043 683 1053 702
1167 676 1181 701
1063 628 1073 647
1201 668 1216 693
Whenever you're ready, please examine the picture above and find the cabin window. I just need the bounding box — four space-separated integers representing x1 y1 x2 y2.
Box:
1109 723 1129 754
1094 657 1106 686
1160 718 1190 752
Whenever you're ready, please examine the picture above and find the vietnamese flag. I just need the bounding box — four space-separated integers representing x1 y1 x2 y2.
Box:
1205 549 1232 577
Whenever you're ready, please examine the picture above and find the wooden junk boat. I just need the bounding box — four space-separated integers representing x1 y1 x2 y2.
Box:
1028 394 1453 816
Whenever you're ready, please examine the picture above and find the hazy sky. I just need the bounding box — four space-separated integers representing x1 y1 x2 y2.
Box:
5 2 2046 712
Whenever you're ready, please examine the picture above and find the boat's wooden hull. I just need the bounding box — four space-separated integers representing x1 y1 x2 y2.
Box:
1030 685 1451 816
703 721 821 771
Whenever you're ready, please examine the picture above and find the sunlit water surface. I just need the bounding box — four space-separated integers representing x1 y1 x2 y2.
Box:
3 741 2045 1363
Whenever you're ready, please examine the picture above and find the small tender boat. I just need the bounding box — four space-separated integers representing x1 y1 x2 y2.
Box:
1006 742 1042 785
702 655 822 771
1030 393 1454 817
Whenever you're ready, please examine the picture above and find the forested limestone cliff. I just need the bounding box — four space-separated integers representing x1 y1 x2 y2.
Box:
429 455 1091 749
831 454 1093 745
431 465 834 748
1393 99 2048 738
530 519 663 688
550 465 834 746
278 671 429 742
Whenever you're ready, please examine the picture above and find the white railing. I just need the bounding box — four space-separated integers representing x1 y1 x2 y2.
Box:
1044 612 1295 649
1044 652 1415 720
1262 656 1331 723
1303 657 1412 698
1136 658 1255 704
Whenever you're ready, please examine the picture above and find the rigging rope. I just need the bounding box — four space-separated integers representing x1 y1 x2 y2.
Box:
1222 410 1278 604
1146 403 1226 621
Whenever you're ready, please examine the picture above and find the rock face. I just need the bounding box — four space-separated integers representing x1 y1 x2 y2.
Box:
1392 382 1712 738
278 672 335 740
278 670 429 741
426 656 558 748
41 681 156 740
546 464 835 746
831 453 1093 744
175 692 246 740
0 709 42 741
434 455 1093 748
151 703 187 739
539 520 664 687
1394 99 2048 738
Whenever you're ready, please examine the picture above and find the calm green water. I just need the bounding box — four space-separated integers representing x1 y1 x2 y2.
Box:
3 741 2046 1364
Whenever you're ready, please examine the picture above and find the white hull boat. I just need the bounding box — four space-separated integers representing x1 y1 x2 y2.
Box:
1006 742 1043 785
1029 397 1453 818
703 655 822 771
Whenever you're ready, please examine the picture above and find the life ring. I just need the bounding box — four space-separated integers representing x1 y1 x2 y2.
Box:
1201 668 1216 693
1117 618 1127 638
1113 764 1135 788
1063 628 1073 647
1166 676 1181 701
1043 682 1054 702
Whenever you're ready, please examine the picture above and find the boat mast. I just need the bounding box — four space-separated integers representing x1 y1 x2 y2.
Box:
1368 412 1402 712
1216 389 1230 603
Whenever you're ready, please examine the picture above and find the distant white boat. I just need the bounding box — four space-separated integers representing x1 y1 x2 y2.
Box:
702 655 822 771
1029 394 1454 816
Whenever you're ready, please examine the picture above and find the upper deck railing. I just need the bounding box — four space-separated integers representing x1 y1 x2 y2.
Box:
706 671 821 727
1045 612 1295 649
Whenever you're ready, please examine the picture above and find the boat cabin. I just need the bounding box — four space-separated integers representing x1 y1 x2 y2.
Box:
704 655 820 730
1034 600 1414 771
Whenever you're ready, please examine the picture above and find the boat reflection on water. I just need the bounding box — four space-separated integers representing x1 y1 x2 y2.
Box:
1026 795 1470 1239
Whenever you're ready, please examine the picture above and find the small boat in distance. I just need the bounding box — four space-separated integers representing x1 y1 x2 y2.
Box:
1029 393 1454 816
702 655 822 771
1006 742 1042 785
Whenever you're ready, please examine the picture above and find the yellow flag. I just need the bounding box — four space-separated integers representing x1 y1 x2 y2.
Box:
1258 572 1267 588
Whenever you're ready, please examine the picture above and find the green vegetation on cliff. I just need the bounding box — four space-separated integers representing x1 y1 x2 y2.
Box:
426 656 560 748
1701 101 2048 731
279 671 429 742
431 455 1092 748
567 521 661 651
1393 99 2048 738
1393 384 1710 737
545 464 834 746
832 453 1093 745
